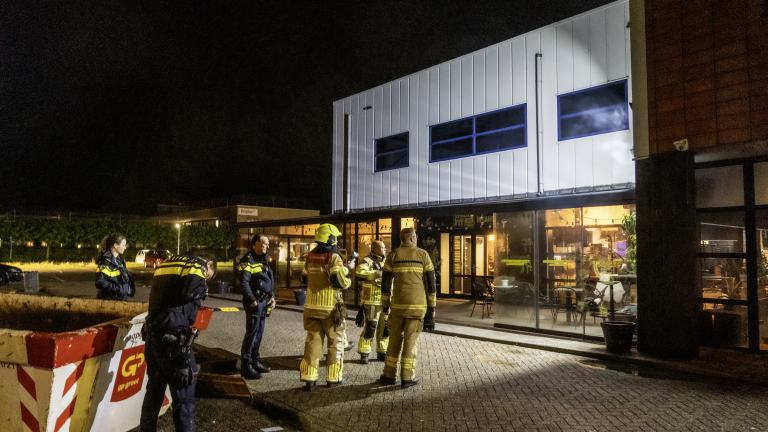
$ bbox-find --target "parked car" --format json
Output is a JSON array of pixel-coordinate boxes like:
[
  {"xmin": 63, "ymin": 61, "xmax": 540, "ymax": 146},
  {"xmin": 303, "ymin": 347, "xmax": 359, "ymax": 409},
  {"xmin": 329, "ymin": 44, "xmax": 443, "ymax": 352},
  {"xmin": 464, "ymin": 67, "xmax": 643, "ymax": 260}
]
[
  {"xmin": 135, "ymin": 249, "xmax": 151, "ymax": 265},
  {"xmin": 0, "ymin": 263, "xmax": 23, "ymax": 286},
  {"xmin": 144, "ymin": 249, "xmax": 171, "ymax": 268}
]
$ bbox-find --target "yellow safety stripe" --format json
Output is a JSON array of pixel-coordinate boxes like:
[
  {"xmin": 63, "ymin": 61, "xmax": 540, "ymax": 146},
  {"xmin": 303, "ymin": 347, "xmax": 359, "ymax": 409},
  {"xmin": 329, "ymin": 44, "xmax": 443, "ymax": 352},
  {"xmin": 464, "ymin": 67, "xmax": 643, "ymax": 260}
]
[
  {"xmin": 391, "ymin": 304, "xmax": 427, "ymax": 310},
  {"xmin": 100, "ymin": 268, "xmax": 121, "ymax": 277},
  {"xmin": 376, "ymin": 338, "xmax": 389, "ymax": 353},
  {"xmin": 154, "ymin": 264, "xmax": 205, "ymax": 278},
  {"xmin": 305, "ymin": 287, "xmax": 336, "ymax": 309},
  {"xmin": 358, "ymin": 338, "xmax": 373, "ymax": 353},
  {"xmin": 402, "ymin": 358, "xmax": 416, "ymax": 369},
  {"xmin": 300, "ymin": 359, "xmax": 318, "ymax": 381},
  {"xmin": 424, "ymin": 262, "xmax": 434, "ymax": 271},
  {"xmin": 240, "ymin": 263, "xmax": 264, "ymax": 274},
  {"xmin": 383, "ymin": 262, "xmax": 393, "ymax": 272},
  {"xmin": 427, "ymin": 293, "xmax": 437, "ymax": 307},
  {"xmin": 385, "ymin": 356, "xmax": 399, "ymax": 368},
  {"xmin": 392, "ymin": 267, "xmax": 424, "ymax": 273},
  {"xmin": 327, "ymin": 361, "xmax": 343, "ymax": 382}
]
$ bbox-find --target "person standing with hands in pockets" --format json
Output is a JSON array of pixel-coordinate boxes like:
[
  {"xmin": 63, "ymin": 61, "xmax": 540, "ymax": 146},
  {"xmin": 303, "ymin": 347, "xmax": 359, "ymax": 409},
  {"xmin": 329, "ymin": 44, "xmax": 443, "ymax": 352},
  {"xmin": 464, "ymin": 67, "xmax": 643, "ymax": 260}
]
[{"xmin": 239, "ymin": 234, "xmax": 276, "ymax": 380}]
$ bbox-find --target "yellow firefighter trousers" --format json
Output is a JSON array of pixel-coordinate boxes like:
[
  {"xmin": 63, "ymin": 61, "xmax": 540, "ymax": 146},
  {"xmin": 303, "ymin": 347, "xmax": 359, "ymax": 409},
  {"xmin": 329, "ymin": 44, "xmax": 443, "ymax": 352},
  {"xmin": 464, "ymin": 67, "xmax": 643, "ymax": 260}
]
[
  {"xmin": 300, "ymin": 315, "xmax": 344, "ymax": 383},
  {"xmin": 357, "ymin": 305, "xmax": 389, "ymax": 355},
  {"xmin": 382, "ymin": 312, "xmax": 423, "ymax": 381}
]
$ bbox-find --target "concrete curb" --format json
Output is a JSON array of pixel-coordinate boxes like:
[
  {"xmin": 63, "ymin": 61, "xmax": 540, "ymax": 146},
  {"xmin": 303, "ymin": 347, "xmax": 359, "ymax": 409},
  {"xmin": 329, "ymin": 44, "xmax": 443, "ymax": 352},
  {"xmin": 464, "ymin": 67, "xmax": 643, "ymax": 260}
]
[{"xmin": 251, "ymin": 392, "xmax": 347, "ymax": 432}]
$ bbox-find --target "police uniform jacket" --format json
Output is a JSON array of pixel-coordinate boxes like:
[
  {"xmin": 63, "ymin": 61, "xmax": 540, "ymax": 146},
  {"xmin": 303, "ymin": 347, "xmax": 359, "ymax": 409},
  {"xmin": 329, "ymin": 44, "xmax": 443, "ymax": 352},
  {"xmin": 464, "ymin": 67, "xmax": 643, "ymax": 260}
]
[
  {"xmin": 146, "ymin": 254, "xmax": 209, "ymax": 334},
  {"xmin": 356, "ymin": 254, "xmax": 385, "ymax": 306},
  {"xmin": 95, "ymin": 251, "xmax": 135, "ymax": 301},
  {"xmin": 302, "ymin": 245, "xmax": 350, "ymax": 319},
  {"xmin": 239, "ymin": 250, "xmax": 274, "ymax": 307},
  {"xmin": 381, "ymin": 244, "xmax": 437, "ymax": 319}
]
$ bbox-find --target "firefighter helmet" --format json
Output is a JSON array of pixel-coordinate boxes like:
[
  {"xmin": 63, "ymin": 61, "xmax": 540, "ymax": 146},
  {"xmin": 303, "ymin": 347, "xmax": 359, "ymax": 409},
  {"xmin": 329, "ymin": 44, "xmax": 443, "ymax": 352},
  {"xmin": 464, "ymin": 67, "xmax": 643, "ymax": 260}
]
[{"xmin": 315, "ymin": 223, "xmax": 342, "ymax": 246}]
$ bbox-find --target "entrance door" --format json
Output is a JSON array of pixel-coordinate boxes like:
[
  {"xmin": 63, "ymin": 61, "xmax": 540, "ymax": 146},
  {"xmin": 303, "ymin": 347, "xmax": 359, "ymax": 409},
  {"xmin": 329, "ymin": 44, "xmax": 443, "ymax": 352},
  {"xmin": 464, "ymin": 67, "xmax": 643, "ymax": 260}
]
[{"xmin": 451, "ymin": 234, "xmax": 494, "ymax": 295}]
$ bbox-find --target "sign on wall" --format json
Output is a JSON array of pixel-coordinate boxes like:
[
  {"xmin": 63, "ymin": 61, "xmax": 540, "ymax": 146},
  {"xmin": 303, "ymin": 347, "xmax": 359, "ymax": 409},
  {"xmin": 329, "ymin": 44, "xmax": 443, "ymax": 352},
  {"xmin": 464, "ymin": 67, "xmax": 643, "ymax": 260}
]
[{"xmin": 238, "ymin": 208, "xmax": 258, "ymax": 216}]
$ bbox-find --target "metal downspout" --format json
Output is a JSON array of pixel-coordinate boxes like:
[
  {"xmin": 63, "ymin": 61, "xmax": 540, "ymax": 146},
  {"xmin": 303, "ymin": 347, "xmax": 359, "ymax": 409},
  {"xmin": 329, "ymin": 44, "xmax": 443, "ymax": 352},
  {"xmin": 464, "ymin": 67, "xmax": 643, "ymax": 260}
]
[{"xmin": 535, "ymin": 53, "xmax": 544, "ymax": 196}]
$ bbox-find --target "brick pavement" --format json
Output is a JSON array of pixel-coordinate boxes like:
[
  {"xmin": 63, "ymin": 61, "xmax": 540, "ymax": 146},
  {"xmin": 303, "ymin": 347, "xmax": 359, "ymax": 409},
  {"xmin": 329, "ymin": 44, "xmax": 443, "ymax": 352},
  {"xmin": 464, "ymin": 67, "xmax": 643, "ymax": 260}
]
[{"xmin": 198, "ymin": 301, "xmax": 768, "ymax": 432}]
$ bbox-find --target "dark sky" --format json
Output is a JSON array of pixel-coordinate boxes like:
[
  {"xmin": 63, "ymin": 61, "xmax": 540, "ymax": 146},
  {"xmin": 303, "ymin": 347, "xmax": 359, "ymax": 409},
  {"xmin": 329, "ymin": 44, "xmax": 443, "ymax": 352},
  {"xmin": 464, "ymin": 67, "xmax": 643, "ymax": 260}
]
[{"xmin": 1, "ymin": 0, "xmax": 612, "ymax": 216}]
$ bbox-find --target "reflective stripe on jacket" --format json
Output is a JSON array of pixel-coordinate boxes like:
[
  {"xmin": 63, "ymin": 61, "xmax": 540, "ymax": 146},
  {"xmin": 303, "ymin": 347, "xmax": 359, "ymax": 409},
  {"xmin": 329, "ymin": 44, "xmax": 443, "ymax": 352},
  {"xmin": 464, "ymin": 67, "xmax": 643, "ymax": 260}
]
[
  {"xmin": 356, "ymin": 255, "xmax": 384, "ymax": 306},
  {"xmin": 95, "ymin": 251, "xmax": 134, "ymax": 301},
  {"xmin": 381, "ymin": 244, "xmax": 436, "ymax": 317},
  {"xmin": 303, "ymin": 250, "xmax": 349, "ymax": 317}
]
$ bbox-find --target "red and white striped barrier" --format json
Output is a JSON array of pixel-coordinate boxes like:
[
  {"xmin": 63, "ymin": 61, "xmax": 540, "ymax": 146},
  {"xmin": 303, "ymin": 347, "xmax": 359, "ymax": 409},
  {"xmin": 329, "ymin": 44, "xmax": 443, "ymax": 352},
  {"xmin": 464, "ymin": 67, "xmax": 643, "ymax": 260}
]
[{"xmin": 0, "ymin": 294, "xmax": 213, "ymax": 432}]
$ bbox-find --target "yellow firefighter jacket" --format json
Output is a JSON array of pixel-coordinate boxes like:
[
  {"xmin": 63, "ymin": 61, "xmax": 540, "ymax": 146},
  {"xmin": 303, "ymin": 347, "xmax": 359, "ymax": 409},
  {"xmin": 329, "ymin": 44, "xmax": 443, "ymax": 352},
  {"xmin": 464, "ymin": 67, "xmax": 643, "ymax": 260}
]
[
  {"xmin": 302, "ymin": 249, "xmax": 350, "ymax": 319},
  {"xmin": 356, "ymin": 254, "xmax": 385, "ymax": 306},
  {"xmin": 381, "ymin": 244, "xmax": 437, "ymax": 319}
]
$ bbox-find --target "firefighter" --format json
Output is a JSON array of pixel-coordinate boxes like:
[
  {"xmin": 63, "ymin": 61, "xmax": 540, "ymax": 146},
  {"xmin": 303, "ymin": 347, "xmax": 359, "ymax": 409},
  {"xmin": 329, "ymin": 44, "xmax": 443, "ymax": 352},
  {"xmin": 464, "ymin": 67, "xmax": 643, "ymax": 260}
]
[
  {"xmin": 139, "ymin": 252, "xmax": 215, "ymax": 432},
  {"xmin": 239, "ymin": 233, "xmax": 276, "ymax": 380},
  {"xmin": 379, "ymin": 227, "xmax": 436, "ymax": 388},
  {"xmin": 95, "ymin": 234, "xmax": 135, "ymax": 301},
  {"xmin": 299, "ymin": 223, "xmax": 355, "ymax": 391},
  {"xmin": 355, "ymin": 240, "xmax": 389, "ymax": 364}
]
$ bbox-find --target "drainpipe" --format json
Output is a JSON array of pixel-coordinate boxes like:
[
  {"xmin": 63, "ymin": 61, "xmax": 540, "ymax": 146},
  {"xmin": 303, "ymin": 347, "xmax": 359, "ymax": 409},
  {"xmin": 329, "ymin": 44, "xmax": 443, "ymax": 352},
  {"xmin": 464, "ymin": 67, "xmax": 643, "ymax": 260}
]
[{"xmin": 534, "ymin": 52, "xmax": 544, "ymax": 196}]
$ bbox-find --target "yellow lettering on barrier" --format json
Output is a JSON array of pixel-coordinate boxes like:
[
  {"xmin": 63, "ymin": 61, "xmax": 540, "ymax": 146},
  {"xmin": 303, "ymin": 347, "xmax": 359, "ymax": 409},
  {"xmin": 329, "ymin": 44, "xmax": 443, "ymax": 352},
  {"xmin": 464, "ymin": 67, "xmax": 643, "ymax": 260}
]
[{"xmin": 218, "ymin": 307, "xmax": 240, "ymax": 312}]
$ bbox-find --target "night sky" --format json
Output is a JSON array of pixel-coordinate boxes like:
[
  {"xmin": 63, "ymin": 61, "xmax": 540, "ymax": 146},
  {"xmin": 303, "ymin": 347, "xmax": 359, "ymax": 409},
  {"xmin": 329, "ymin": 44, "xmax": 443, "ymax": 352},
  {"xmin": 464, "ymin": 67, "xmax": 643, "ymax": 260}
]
[{"xmin": 2, "ymin": 0, "xmax": 612, "ymax": 216}]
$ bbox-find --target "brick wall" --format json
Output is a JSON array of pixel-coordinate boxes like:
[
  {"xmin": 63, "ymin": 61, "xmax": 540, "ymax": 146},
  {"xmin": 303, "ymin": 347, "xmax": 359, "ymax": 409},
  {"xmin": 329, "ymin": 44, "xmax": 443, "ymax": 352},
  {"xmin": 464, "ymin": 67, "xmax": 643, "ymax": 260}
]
[{"xmin": 645, "ymin": 0, "xmax": 768, "ymax": 154}]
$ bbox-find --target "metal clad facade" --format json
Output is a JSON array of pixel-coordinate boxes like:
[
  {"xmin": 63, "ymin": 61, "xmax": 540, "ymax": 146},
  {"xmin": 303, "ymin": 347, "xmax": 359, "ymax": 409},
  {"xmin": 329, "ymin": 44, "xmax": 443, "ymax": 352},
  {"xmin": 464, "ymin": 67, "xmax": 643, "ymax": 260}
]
[{"xmin": 332, "ymin": 1, "xmax": 633, "ymax": 213}]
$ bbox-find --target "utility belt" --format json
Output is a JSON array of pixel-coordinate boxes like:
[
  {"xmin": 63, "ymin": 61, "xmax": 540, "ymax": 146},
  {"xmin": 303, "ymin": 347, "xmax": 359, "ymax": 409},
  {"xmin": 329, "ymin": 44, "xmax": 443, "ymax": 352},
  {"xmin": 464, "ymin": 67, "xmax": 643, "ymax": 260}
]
[{"xmin": 253, "ymin": 289, "xmax": 272, "ymax": 302}]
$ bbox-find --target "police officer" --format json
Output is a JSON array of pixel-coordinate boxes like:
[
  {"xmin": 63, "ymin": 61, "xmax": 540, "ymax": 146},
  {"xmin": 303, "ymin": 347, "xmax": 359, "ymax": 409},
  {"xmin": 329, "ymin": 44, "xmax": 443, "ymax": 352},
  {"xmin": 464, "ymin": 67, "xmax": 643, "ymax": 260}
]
[
  {"xmin": 379, "ymin": 227, "xmax": 436, "ymax": 388},
  {"xmin": 355, "ymin": 240, "xmax": 389, "ymax": 364},
  {"xmin": 95, "ymin": 234, "xmax": 135, "ymax": 301},
  {"xmin": 139, "ymin": 252, "xmax": 215, "ymax": 432},
  {"xmin": 239, "ymin": 234, "xmax": 276, "ymax": 379},
  {"xmin": 299, "ymin": 223, "xmax": 355, "ymax": 391}
]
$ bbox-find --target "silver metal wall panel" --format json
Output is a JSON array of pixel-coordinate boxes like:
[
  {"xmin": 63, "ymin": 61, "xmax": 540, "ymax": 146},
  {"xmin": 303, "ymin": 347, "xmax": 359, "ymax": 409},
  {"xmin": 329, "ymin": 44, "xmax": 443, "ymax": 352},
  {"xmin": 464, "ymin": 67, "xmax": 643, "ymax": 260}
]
[
  {"xmin": 611, "ymin": 131, "xmax": 634, "ymax": 184},
  {"xmin": 574, "ymin": 137, "xmax": 593, "ymax": 188},
  {"xmin": 440, "ymin": 162, "xmax": 450, "ymax": 202},
  {"xmin": 525, "ymin": 34, "xmax": 540, "ymax": 194},
  {"xmin": 487, "ymin": 153, "xmax": 500, "ymax": 198},
  {"xmin": 410, "ymin": 74, "xmax": 422, "ymax": 204},
  {"xmin": 428, "ymin": 163, "xmax": 440, "ymax": 202},
  {"xmin": 473, "ymin": 53, "xmax": 486, "ymax": 114},
  {"xmin": 450, "ymin": 60, "xmax": 462, "ymax": 120},
  {"xmin": 606, "ymin": 3, "xmax": 627, "ymax": 81},
  {"xmin": 513, "ymin": 149, "xmax": 529, "ymax": 195},
  {"xmin": 590, "ymin": 9, "xmax": 608, "ymax": 86},
  {"xmin": 450, "ymin": 161, "xmax": 461, "ymax": 201},
  {"xmin": 462, "ymin": 159, "xmax": 473, "ymax": 199},
  {"xmin": 374, "ymin": 87, "xmax": 383, "ymax": 139},
  {"xmin": 572, "ymin": 15, "xmax": 591, "ymax": 91},
  {"xmin": 461, "ymin": 57, "xmax": 473, "ymax": 118},
  {"xmin": 511, "ymin": 38, "xmax": 527, "ymax": 105},
  {"xmin": 486, "ymin": 46, "xmax": 499, "ymax": 111},
  {"xmin": 498, "ymin": 42, "xmax": 513, "ymax": 108},
  {"xmin": 499, "ymin": 152, "xmax": 513, "ymax": 196},
  {"xmin": 399, "ymin": 79, "xmax": 409, "ymax": 133},
  {"xmin": 382, "ymin": 85, "xmax": 391, "ymax": 137},
  {"xmin": 592, "ymin": 133, "xmax": 613, "ymax": 186},
  {"xmin": 439, "ymin": 64, "xmax": 451, "ymax": 123},
  {"xmin": 365, "ymin": 91, "xmax": 375, "ymax": 209},
  {"xmin": 391, "ymin": 82, "xmax": 400, "ymax": 133},
  {"xmin": 400, "ymin": 169, "xmax": 409, "ymax": 206},
  {"xmin": 474, "ymin": 157, "xmax": 487, "ymax": 199},
  {"xmin": 421, "ymin": 70, "xmax": 433, "ymax": 205},
  {"xmin": 332, "ymin": 103, "xmax": 340, "ymax": 212},
  {"xmin": 558, "ymin": 141, "xmax": 576, "ymax": 190},
  {"xmin": 390, "ymin": 171, "xmax": 399, "ymax": 207},
  {"xmin": 541, "ymin": 27, "xmax": 559, "ymax": 193},
  {"xmin": 556, "ymin": 22, "xmax": 574, "ymax": 94},
  {"xmin": 374, "ymin": 172, "xmax": 383, "ymax": 208}
]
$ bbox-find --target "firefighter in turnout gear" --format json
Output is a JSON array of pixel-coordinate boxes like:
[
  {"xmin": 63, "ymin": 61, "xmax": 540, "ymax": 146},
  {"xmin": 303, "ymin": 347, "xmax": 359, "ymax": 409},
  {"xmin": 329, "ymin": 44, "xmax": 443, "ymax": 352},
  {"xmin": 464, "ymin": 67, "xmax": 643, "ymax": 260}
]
[
  {"xmin": 140, "ymin": 252, "xmax": 215, "ymax": 432},
  {"xmin": 379, "ymin": 227, "xmax": 436, "ymax": 388},
  {"xmin": 355, "ymin": 240, "xmax": 389, "ymax": 364},
  {"xmin": 300, "ymin": 223, "xmax": 355, "ymax": 391}
]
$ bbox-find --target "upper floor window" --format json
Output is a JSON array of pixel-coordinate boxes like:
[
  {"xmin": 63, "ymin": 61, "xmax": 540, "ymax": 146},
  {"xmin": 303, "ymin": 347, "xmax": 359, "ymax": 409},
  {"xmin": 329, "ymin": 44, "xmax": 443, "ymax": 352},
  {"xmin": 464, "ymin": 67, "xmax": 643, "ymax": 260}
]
[
  {"xmin": 430, "ymin": 104, "xmax": 527, "ymax": 162},
  {"xmin": 375, "ymin": 132, "xmax": 409, "ymax": 172},
  {"xmin": 558, "ymin": 80, "xmax": 628, "ymax": 141}
]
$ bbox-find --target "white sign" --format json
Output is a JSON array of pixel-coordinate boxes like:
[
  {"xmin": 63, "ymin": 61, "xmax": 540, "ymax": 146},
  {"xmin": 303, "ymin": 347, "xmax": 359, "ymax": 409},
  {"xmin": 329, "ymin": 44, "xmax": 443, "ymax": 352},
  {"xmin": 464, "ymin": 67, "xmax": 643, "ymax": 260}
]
[{"xmin": 238, "ymin": 208, "xmax": 258, "ymax": 216}]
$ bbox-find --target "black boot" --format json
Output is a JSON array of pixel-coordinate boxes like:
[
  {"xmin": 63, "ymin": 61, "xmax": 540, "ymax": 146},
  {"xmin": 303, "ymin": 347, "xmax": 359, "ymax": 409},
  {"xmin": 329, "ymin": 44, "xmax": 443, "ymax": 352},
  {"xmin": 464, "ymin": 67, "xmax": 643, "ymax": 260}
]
[
  {"xmin": 253, "ymin": 361, "xmax": 271, "ymax": 373},
  {"xmin": 377, "ymin": 353, "xmax": 386, "ymax": 361},
  {"xmin": 401, "ymin": 379, "xmax": 419, "ymax": 388},
  {"xmin": 379, "ymin": 375, "xmax": 396, "ymax": 385},
  {"xmin": 305, "ymin": 381, "xmax": 317, "ymax": 392},
  {"xmin": 360, "ymin": 354, "xmax": 369, "ymax": 364},
  {"xmin": 241, "ymin": 364, "xmax": 261, "ymax": 380},
  {"xmin": 327, "ymin": 379, "xmax": 343, "ymax": 388},
  {"xmin": 344, "ymin": 341, "xmax": 354, "ymax": 352}
]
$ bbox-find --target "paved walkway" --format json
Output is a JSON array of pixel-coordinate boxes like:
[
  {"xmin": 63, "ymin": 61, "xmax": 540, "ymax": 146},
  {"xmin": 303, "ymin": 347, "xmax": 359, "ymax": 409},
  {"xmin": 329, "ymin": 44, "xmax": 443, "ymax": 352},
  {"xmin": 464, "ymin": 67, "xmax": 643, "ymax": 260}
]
[{"xmin": 198, "ymin": 298, "xmax": 768, "ymax": 432}]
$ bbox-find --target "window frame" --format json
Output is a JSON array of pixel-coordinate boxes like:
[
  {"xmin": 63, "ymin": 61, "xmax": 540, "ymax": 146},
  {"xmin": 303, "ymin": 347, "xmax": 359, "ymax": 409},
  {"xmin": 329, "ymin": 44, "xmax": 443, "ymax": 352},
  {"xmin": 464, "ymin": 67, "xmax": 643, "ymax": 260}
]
[
  {"xmin": 557, "ymin": 79, "xmax": 629, "ymax": 141},
  {"xmin": 429, "ymin": 104, "xmax": 527, "ymax": 163},
  {"xmin": 374, "ymin": 131, "xmax": 409, "ymax": 173}
]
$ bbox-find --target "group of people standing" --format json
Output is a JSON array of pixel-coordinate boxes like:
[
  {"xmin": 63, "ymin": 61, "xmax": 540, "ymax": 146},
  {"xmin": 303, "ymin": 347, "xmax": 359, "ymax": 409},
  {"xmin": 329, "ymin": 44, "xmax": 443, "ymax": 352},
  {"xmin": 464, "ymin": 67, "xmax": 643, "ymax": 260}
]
[{"xmin": 93, "ymin": 222, "xmax": 437, "ymax": 431}]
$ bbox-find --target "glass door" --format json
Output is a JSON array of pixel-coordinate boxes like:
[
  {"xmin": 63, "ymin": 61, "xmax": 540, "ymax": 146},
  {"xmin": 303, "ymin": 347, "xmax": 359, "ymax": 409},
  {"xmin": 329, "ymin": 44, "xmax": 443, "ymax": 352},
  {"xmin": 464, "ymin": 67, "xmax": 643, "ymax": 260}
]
[{"xmin": 451, "ymin": 234, "xmax": 494, "ymax": 295}]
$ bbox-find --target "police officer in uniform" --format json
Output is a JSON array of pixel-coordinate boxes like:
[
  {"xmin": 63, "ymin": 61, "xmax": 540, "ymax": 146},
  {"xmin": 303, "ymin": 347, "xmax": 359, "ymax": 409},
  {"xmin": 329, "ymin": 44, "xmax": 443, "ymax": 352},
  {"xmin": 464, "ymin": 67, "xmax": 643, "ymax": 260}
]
[
  {"xmin": 379, "ymin": 227, "xmax": 436, "ymax": 388},
  {"xmin": 139, "ymin": 252, "xmax": 215, "ymax": 432},
  {"xmin": 299, "ymin": 223, "xmax": 355, "ymax": 391},
  {"xmin": 95, "ymin": 234, "xmax": 135, "ymax": 301},
  {"xmin": 239, "ymin": 234, "xmax": 276, "ymax": 379},
  {"xmin": 355, "ymin": 240, "xmax": 389, "ymax": 364}
]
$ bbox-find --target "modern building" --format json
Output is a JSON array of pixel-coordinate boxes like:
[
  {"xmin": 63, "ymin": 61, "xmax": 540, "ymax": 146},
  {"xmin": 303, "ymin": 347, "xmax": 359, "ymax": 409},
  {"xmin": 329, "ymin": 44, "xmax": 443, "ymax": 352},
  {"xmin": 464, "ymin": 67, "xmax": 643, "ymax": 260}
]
[{"xmin": 236, "ymin": 0, "xmax": 768, "ymax": 358}]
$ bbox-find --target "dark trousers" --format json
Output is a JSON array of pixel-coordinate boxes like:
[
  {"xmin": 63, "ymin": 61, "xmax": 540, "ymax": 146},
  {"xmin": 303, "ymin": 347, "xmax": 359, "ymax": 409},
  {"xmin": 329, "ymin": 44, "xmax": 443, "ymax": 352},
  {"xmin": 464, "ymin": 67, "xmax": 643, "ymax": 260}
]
[
  {"xmin": 241, "ymin": 299, "xmax": 267, "ymax": 364},
  {"xmin": 140, "ymin": 335, "xmax": 197, "ymax": 432}
]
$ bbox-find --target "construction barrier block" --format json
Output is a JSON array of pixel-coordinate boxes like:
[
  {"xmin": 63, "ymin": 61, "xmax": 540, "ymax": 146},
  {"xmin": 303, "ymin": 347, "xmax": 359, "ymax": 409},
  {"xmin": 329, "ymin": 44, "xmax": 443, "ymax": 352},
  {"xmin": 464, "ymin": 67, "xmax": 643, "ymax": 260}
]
[{"xmin": 0, "ymin": 293, "xmax": 213, "ymax": 432}]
